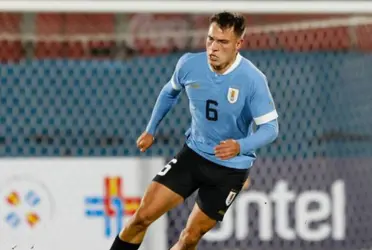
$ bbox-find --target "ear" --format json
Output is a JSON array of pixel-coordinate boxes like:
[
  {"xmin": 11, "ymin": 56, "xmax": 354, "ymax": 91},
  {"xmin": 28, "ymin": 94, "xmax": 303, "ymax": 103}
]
[{"xmin": 236, "ymin": 38, "xmax": 243, "ymax": 50}]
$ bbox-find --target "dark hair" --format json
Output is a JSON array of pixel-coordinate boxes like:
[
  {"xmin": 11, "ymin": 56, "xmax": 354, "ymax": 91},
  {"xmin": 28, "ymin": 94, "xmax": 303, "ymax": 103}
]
[{"xmin": 210, "ymin": 11, "xmax": 246, "ymax": 38}]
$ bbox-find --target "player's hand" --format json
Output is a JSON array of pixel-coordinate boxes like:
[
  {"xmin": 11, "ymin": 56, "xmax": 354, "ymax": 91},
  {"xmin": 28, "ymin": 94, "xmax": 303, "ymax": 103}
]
[
  {"xmin": 214, "ymin": 139, "xmax": 240, "ymax": 160},
  {"xmin": 136, "ymin": 132, "xmax": 155, "ymax": 152}
]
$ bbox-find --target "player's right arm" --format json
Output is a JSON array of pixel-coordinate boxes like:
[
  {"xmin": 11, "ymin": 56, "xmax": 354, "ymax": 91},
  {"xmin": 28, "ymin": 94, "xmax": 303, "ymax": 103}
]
[{"xmin": 137, "ymin": 53, "xmax": 190, "ymax": 152}]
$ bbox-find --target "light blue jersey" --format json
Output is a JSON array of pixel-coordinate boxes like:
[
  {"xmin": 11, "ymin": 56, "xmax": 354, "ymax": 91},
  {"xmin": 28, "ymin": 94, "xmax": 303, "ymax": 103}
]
[{"xmin": 146, "ymin": 52, "xmax": 278, "ymax": 169}]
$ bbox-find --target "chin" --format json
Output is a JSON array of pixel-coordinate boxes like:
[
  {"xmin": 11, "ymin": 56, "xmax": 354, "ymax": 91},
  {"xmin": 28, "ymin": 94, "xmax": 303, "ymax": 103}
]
[{"xmin": 209, "ymin": 61, "xmax": 220, "ymax": 68}]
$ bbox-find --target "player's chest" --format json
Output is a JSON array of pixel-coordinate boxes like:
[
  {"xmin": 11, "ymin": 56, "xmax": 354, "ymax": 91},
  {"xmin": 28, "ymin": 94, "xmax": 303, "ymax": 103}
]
[{"xmin": 184, "ymin": 77, "xmax": 245, "ymax": 114}]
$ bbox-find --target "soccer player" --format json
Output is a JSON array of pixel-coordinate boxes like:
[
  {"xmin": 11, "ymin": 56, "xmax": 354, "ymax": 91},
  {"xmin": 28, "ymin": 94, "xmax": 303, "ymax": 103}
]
[{"xmin": 110, "ymin": 11, "xmax": 279, "ymax": 250}]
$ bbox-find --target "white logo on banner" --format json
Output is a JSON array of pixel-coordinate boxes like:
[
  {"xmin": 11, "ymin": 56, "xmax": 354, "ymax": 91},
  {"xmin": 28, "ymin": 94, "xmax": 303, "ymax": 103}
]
[{"xmin": 205, "ymin": 179, "xmax": 346, "ymax": 242}]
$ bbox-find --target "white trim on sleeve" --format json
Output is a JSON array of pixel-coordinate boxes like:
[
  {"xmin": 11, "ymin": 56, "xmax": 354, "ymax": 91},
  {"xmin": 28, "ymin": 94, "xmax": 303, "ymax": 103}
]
[{"xmin": 254, "ymin": 110, "xmax": 278, "ymax": 125}]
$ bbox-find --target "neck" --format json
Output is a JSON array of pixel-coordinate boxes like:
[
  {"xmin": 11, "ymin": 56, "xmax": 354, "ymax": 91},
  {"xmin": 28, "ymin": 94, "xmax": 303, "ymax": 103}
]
[{"xmin": 212, "ymin": 53, "xmax": 238, "ymax": 75}]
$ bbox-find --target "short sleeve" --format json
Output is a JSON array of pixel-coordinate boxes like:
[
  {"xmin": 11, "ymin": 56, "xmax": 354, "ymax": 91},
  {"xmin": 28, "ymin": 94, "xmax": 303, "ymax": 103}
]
[
  {"xmin": 170, "ymin": 53, "xmax": 190, "ymax": 90},
  {"xmin": 250, "ymin": 75, "xmax": 278, "ymax": 125}
]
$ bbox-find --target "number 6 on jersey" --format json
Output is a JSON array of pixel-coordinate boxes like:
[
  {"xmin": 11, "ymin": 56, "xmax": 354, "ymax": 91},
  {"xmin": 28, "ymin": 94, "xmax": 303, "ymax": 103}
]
[{"xmin": 206, "ymin": 99, "xmax": 218, "ymax": 121}]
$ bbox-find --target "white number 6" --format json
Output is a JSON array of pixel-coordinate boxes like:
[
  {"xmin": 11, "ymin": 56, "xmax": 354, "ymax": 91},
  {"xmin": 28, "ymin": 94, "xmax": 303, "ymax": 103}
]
[{"xmin": 158, "ymin": 158, "xmax": 177, "ymax": 176}]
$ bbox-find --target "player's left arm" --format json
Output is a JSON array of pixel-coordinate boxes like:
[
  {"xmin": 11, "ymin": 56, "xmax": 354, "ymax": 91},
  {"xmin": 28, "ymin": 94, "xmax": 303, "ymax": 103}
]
[
  {"xmin": 215, "ymin": 75, "xmax": 279, "ymax": 159},
  {"xmin": 237, "ymin": 74, "xmax": 279, "ymax": 155}
]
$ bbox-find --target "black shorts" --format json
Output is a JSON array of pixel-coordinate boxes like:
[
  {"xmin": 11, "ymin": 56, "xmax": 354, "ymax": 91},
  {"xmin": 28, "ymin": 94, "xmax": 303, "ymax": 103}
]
[{"xmin": 153, "ymin": 144, "xmax": 249, "ymax": 221}]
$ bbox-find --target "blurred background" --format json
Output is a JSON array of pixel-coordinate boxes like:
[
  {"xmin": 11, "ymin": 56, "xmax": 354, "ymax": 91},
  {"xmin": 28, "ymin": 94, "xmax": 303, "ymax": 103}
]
[{"xmin": 1, "ymin": 1, "xmax": 372, "ymax": 250}]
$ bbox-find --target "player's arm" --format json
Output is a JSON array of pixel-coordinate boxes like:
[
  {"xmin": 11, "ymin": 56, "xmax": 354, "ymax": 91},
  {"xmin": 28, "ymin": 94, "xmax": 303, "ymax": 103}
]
[
  {"xmin": 144, "ymin": 53, "xmax": 189, "ymax": 136},
  {"xmin": 237, "ymin": 119, "xmax": 278, "ymax": 154},
  {"xmin": 215, "ymin": 121, "xmax": 278, "ymax": 159},
  {"xmin": 144, "ymin": 81, "xmax": 182, "ymax": 135},
  {"xmin": 214, "ymin": 75, "xmax": 278, "ymax": 159},
  {"xmin": 138, "ymin": 54, "xmax": 189, "ymax": 152},
  {"xmin": 237, "ymin": 75, "xmax": 279, "ymax": 155}
]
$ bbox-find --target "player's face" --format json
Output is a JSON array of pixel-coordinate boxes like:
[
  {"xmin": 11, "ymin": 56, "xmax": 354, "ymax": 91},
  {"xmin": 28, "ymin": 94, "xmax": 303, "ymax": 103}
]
[{"xmin": 206, "ymin": 22, "xmax": 243, "ymax": 72}]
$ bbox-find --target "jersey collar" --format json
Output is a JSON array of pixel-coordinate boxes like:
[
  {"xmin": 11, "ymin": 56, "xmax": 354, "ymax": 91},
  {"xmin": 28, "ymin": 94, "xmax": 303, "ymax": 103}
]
[{"xmin": 209, "ymin": 53, "xmax": 242, "ymax": 75}]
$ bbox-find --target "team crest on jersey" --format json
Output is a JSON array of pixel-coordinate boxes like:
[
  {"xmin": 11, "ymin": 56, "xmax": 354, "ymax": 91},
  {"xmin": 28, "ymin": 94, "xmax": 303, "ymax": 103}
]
[
  {"xmin": 227, "ymin": 87, "xmax": 239, "ymax": 104},
  {"xmin": 225, "ymin": 190, "xmax": 238, "ymax": 206}
]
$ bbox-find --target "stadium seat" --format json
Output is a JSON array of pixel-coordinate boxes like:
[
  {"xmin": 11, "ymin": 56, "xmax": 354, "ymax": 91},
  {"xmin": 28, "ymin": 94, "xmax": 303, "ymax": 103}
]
[
  {"xmin": 276, "ymin": 27, "xmax": 350, "ymax": 51},
  {"xmin": 65, "ymin": 14, "xmax": 115, "ymax": 35},
  {"xmin": 0, "ymin": 40, "xmax": 22, "ymax": 62},
  {"xmin": 244, "ymin": 33, "xmax": 275, "ymax": 50},
  {"xmin": 36, "ymin": 14, "xmax": 64, "ymax": 35},
  {"xmin": 66, "ymin": 41, "xmax": 86, "ymax": 59},
  {"xmin": 34, "ymin": 41, "xmax": 64, "ymax": 59},
  {"xmin": 87, "ymin": 40, "xmax": 115, "ymax": 59},
  {"xmin": 356, "ymin": 24, "xmax": 372, "ymax": 52},
  {"xmin": 0, "ymin": 13, "xmax": 21, "ymax": 33}
]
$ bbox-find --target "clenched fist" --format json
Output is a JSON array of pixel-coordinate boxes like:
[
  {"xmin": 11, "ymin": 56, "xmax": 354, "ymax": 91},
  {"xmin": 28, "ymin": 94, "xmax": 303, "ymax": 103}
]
[
  {"xmin": 136, "ymin": 132, "xmax": 155, "ymax": 152},
  {"xmin": 214, "ymin": 139, "xmax": 240, "ymax": 160}
]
